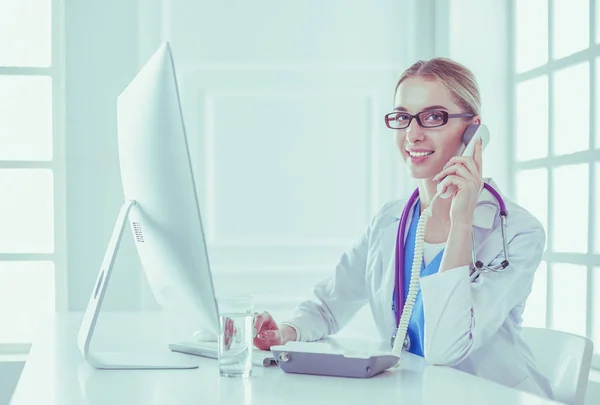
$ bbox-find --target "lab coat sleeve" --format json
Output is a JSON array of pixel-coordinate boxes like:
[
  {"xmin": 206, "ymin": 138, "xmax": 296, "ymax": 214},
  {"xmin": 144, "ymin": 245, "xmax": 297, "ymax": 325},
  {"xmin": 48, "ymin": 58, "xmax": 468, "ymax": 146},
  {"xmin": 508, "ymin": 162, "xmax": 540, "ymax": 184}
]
[
  {"xmin": 419, "ymin": 224, "xmax": 545, "ymax": 366},
  {"xmin": 280, "ymin": 204, "xmax": 391, "ymax": 342}
]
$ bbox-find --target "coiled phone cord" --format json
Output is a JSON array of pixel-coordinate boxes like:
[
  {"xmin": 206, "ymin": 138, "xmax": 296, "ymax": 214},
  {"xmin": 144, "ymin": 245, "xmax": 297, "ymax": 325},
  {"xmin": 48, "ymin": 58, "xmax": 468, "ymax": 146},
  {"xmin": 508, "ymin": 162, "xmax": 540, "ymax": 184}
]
[{"xmin": 390, "ymin": 194, "xmax": 439, "ymax": 358}]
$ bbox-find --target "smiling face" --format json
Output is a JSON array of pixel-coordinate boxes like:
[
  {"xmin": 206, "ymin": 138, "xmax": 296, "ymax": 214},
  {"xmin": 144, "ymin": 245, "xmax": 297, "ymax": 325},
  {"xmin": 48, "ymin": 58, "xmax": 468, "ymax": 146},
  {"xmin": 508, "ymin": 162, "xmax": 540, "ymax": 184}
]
[{"xmin": 393, "ymin": 77, "xmax": 479, "ymax": 179}]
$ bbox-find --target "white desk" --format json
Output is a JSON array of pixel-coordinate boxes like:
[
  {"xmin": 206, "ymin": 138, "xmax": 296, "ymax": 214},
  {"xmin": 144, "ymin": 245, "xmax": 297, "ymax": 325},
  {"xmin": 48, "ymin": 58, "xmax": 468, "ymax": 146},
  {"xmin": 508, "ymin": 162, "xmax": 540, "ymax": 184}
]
[{"xmin": 10, "ymin": 312, "xmax": 561, "ymax": 405}]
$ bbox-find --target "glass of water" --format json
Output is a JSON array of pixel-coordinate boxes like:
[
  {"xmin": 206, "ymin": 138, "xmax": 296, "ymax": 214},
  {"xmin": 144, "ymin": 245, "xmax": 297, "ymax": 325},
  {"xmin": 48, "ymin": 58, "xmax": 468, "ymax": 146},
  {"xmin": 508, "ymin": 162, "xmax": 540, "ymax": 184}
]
[{"xmin": 217, "ymin": 294, "xmax": 254, "ymax": 378}]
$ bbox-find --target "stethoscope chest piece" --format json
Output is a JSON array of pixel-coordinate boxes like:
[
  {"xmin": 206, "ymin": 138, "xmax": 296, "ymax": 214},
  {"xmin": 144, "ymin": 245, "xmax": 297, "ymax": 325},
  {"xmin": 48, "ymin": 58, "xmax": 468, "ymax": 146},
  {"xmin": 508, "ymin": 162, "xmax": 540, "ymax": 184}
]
[{"xmin": 403, "ymin": 335, "xmax": 410, "ymax": 351}]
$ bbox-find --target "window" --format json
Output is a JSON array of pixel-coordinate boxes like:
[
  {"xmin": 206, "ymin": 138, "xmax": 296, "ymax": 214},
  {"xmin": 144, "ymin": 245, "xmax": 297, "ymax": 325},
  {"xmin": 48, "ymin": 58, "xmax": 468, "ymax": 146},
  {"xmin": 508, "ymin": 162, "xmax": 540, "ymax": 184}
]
[
  {"xmin": 0, "ymin": 0, "xmax": 65, "ymax": 353},
  {"xmin": 511, "ymin": 0, "xmax": 600, "ymax": 369}
]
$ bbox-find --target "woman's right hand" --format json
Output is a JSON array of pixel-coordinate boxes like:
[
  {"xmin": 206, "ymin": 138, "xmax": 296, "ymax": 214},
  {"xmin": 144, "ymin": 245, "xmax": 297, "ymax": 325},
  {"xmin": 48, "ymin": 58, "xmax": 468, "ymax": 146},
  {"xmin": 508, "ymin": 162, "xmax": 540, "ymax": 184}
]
[{"xmin": 253, "ymin": 311, "xmax": 296, "ymax": 350}]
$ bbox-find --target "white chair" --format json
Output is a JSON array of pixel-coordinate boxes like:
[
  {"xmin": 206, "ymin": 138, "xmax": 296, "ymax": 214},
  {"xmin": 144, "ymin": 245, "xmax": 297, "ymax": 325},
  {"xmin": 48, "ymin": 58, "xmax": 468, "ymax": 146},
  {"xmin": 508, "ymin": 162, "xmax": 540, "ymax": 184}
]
[{"xmin": 521, "ymin": 326, "xmax": 594, "ymax": 405}]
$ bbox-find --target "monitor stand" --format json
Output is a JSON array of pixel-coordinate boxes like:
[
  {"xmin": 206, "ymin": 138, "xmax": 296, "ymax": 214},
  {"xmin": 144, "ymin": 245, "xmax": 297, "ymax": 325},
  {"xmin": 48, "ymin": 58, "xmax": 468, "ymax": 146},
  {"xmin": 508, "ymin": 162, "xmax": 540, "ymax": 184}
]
[{"xmin": 77, "ymin": 200, "xmax": 200, "ymax": 370}]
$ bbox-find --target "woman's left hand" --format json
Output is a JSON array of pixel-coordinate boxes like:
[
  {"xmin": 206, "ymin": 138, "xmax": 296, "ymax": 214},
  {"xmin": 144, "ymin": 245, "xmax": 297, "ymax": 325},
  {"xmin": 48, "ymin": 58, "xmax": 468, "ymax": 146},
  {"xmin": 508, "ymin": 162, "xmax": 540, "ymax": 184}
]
[{"xmin": 432, "ymin": 139, "xmax": 484, "ymax": 226}]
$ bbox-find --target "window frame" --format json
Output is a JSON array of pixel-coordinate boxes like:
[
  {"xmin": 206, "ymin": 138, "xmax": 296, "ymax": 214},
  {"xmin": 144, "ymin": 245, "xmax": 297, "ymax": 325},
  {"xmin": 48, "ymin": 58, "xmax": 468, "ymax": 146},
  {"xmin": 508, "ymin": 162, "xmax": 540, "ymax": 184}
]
[
  {"xmin": 509, "ymin": 0, "xmax": 600, "ymax": 370},
  {"xmin": 0, "ymin": 0, "xmax": 66, "ymax": 355}
]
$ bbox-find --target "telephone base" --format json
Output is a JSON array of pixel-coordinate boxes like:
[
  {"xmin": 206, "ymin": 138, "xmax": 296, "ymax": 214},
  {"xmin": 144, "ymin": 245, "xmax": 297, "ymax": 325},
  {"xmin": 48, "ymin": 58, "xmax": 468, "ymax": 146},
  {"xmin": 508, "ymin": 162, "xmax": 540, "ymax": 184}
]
[{"xmin": 270, "ymin": 343, "xmax": 400, "ymax": 378}]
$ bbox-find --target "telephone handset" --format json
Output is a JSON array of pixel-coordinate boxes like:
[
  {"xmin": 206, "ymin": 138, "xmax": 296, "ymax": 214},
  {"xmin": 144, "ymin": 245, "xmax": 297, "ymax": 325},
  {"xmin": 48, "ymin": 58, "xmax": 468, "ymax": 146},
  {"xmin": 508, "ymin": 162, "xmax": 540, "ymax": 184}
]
[
  {"xmin": 437, "ymin": 123, "xmax": 490, "ymax": 199},
  {"xmin": 390, "ymin": 123, "xmax": 490, "ymax": 358}
]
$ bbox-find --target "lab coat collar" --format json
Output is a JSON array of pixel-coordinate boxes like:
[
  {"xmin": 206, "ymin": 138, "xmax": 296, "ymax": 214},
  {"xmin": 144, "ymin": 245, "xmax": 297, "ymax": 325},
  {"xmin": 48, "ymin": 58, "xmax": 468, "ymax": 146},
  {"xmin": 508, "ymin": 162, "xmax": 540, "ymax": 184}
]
[{"xmin": 386, "ymin": 177, "xmax": 501, "ymax": 230}]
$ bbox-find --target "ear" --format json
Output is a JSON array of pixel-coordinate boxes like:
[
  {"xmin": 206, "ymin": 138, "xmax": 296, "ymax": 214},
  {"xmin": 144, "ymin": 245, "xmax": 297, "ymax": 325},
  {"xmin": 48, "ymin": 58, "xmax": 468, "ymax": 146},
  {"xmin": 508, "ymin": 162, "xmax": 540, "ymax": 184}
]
[{"xmin": 472, "ymin": 116, "xmax": 481, "ymax": 125}]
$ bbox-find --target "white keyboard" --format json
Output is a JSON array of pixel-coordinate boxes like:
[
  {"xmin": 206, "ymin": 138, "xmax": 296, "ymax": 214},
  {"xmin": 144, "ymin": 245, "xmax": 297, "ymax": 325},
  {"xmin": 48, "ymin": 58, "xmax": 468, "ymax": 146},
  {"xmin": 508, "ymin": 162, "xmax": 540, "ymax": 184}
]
[{"xmin": 169, "ymin": 341, "xmax": 277, "ymax": 367}]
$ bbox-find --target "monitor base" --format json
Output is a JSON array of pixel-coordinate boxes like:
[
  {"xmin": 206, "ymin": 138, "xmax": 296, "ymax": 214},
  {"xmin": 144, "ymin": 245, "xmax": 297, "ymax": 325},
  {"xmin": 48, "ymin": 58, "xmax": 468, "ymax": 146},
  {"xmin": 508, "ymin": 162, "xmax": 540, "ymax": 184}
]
[{"xmin": 76, "ymin": 200, "xmax": 199, "ymax": 370}]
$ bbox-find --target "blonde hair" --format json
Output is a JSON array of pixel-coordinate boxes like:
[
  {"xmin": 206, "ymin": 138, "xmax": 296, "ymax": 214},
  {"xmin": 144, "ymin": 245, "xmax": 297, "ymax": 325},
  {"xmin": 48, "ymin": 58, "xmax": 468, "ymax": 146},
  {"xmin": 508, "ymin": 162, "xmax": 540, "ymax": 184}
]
[{"xmin": 395, "ymin": 57, "xmax": 481, "ymax": 117}]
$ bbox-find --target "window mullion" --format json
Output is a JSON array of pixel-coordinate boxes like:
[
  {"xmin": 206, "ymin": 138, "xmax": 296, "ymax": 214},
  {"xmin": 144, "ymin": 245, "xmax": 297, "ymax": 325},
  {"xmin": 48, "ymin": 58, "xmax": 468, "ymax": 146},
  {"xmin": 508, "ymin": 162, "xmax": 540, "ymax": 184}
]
[
  {"xmin": 51, "ymin": 0, "xmax": 67, "ymax": 312},
  {"xmin": 588, "ymin": 0, "xmax": 597, "ymax": 351},
  {"xmin": 508, "ymin": 0, "xmax": 517, "ymax": 199},
  {"xmin": 0, "ymin": 67, "xmax": 53, "ymax": 76},
  {"xmin": 545, "ymin": 0, "xmax": 554, "ymax": 330}
]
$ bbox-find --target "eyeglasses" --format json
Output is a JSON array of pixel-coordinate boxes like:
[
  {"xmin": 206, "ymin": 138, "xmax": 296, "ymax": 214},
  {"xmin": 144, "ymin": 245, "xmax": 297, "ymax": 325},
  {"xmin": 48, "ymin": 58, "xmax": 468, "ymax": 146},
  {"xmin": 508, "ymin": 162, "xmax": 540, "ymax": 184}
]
[{"xmin": 384, "ymin": 110, "xmax": 475, "ymax": 129}]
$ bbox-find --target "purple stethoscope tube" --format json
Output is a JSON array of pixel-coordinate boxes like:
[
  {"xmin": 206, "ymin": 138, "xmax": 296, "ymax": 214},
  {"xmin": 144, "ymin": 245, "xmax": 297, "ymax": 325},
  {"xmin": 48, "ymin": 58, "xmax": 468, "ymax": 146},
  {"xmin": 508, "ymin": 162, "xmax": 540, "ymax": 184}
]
[{"xmin": 393, "ymin": 182, "xmax": 508, "ymax": 327}]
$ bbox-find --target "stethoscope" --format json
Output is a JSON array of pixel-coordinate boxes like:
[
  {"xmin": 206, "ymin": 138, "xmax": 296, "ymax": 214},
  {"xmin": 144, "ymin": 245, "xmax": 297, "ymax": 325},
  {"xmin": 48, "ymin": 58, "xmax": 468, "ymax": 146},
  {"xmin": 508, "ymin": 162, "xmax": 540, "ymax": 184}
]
[{"xmin": 391, "ymin": 182, "xmax": 509, "ymax": 350}]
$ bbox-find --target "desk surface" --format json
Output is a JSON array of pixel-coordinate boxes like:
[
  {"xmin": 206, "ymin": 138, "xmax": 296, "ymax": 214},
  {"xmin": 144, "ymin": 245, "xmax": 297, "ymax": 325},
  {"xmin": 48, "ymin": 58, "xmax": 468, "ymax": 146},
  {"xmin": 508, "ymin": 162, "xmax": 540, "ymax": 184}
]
[{"xmin": 11, "ymin": 312, "xmax": 561, "ymax": 405}]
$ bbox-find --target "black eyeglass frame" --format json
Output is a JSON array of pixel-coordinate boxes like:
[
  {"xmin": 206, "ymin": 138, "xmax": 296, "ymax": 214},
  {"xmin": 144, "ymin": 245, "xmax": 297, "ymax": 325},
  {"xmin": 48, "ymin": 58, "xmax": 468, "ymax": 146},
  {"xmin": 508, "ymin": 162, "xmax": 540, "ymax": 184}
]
[{"xmin": 384, "ymin": 110, "xmax": 475, "ymax": 129}]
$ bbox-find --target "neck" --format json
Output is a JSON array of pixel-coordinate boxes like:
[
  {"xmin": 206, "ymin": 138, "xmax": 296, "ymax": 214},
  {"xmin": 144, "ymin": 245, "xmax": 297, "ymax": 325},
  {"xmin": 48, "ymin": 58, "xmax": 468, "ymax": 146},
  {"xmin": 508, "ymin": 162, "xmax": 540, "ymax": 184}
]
[{"xmin": 417, "ymin": 178, "xmax": 451, "ymax": 219}]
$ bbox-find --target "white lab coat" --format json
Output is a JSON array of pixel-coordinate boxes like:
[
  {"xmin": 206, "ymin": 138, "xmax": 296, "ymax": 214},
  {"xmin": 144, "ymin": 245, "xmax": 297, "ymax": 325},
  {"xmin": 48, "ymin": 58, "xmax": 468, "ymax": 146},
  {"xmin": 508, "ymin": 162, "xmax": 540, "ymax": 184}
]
[{"xmin": 281, "ymin": 178, "xmax": 554, "ymax": 400}]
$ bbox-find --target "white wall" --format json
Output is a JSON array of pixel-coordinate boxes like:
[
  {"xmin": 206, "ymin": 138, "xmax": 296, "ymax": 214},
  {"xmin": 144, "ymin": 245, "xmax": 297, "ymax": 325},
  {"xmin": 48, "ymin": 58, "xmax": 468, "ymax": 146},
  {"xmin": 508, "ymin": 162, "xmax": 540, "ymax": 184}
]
[
  {"xmin": 65, "ymin": 0, "xmax": 146, "ymax": 311},
  {"xmin": 64, "ymin": 0, "xmax": 520, "ymax": 337},
  {"xmin": 133, "ymin": 0, "xmax": 426, "ymax": 334},
  {"xmin": 64, "ymin": 0, "xmax": 440, "ymax": 326}
]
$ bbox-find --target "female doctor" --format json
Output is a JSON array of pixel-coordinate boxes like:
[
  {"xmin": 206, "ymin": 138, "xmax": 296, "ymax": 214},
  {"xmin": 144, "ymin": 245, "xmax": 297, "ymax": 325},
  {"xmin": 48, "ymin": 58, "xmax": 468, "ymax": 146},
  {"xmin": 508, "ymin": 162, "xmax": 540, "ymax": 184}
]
[{"xmin": 253, "ymin": 57, "xmax": 553, "ymax": 399}]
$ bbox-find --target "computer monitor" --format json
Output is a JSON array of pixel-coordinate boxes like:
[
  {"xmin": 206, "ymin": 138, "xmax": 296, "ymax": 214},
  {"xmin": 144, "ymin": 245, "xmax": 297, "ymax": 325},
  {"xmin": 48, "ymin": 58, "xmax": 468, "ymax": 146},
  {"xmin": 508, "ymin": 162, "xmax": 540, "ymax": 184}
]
[{"xmin": 77, "ymin": 42, "xmax": 220, "ymax": 370}]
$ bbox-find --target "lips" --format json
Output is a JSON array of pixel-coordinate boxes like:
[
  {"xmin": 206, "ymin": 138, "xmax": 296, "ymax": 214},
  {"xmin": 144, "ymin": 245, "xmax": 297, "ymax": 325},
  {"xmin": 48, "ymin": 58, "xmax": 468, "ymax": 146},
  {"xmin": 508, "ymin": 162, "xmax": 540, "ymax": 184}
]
[
  {"xmin": 407, "ymin": 150, "xmax": 434, "ymax": 157},
  {"xmin": 406, "ymin": 149, "xmax": 434, "ymax": 164}
]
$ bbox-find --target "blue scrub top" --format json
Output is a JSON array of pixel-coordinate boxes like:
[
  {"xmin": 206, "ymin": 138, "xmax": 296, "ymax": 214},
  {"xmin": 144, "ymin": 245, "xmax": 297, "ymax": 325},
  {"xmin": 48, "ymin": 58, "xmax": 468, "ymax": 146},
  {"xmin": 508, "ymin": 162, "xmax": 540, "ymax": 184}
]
[{"xmin": 393, "ymin": 200, "xmax": 445, "ymax": 357}]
